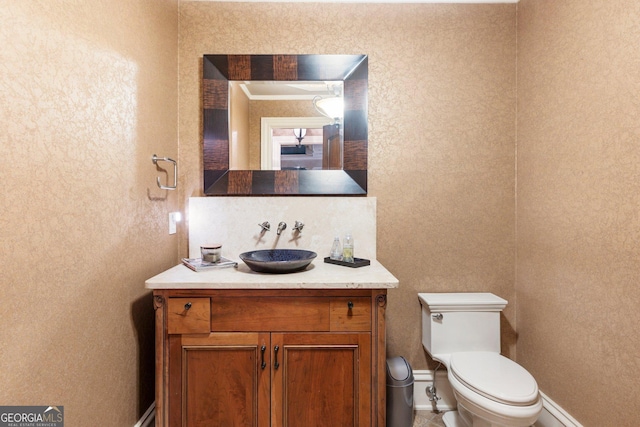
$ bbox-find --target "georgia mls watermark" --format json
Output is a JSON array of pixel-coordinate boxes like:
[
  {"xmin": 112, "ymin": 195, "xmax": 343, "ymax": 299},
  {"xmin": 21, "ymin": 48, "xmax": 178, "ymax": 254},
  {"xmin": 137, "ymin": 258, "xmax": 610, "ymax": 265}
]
[{"xmin": 0, "ymin": 406, "xmax": 63, "ymax": 427}]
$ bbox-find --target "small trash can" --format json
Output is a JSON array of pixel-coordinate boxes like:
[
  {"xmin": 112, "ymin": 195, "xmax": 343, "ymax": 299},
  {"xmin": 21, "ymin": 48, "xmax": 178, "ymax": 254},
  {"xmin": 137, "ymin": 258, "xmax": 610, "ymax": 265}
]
[{"xmin": 386, "ymin": 356, "xmax": 414, "ymax": 427}]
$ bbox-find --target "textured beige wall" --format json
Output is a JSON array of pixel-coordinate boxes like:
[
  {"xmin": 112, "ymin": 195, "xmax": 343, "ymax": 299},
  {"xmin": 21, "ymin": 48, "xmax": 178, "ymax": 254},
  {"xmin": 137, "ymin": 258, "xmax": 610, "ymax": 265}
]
[
  {"xmin": 0, "ymin": 1, "xmax": 179, "ymax": 426},
  {"xmin": 517, "ymin": 1, "xmax": 640, "ymax": 425},
  {"xmin": 178, "ymin": 2, "xmax": 517, "ymax": 368}
]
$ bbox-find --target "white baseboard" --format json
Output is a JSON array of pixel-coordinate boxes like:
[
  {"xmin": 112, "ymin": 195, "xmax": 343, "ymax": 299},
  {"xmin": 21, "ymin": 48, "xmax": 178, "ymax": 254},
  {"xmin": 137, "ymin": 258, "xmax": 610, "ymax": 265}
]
[
  {"xmin": 134, "ymin": 402, "xmax": 155, "ymax": 427},
  {"xmin": 413, "ymin": 370, "xmax": 583, "ymax": 427},
  {"xmin": 413, "ymin": 369, "xmax": 456, "ymax": 412},
  {"xmin": 139, "ymin": 376, "xmax": 582, "ymax": 427},
  {"xmin": 534, "ymin": 391, "xmax": 583, "ymax": 427}
]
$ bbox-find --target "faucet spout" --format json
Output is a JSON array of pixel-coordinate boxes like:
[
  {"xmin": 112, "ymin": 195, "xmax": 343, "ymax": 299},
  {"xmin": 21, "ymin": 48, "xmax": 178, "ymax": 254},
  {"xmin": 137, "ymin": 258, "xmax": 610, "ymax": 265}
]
[{"xmin": 277, "ymin": 221, "xmax": 287, "ymax": 235}]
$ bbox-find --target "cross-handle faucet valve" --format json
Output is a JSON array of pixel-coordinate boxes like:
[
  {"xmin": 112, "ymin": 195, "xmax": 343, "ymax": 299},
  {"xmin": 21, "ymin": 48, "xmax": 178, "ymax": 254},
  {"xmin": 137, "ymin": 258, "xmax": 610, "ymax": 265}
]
[
  {"xmin": 293, "ymin": 221, "xmax": 304, "ymax": 233},
  {"xmin": 258, "ymin": 221, "xmax": 270, "ymax": 232}
]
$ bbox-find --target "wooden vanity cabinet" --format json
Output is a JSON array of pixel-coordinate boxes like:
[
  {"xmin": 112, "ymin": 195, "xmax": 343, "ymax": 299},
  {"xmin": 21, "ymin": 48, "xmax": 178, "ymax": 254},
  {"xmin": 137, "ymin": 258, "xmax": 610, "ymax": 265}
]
[{"xmin": 153, "ymin": 289, "xmax": 388, "ymax": 427}]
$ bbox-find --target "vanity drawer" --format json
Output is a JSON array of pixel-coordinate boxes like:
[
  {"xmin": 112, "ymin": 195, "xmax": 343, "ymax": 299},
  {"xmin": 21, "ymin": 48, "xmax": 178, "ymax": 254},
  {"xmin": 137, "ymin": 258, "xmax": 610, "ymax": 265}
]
[
  {"xmin": 167, "ymin": 298, "xmax": 210, "ymax": 334},
  {"xmin": 330, "ymin": 297, "xmax": 371, "ymax": 331},
  {"xmin": 211, "ymin": 297, "xmax": 330, "ymax": 331}
]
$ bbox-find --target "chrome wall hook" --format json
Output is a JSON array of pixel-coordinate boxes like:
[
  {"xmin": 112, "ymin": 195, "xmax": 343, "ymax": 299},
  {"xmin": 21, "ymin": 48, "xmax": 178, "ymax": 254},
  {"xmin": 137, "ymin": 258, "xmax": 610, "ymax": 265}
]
[{"xmin": 152, "ymin": 154, "xmax": 177, "ymax": 190}]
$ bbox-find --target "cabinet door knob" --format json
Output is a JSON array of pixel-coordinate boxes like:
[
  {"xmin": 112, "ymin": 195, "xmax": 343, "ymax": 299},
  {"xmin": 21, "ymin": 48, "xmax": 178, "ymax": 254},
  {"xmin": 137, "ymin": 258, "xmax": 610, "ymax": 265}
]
[
  {"xmin": 184, "ymin": 302, "xmax": 192, "ymax": 311},
  {"xmin": 347, "ymin": 301, "xmax": 354, "ymax": 310},
  {"xmin": 274, "ymin": 345, "xmax": 280, "ymax": 369}
]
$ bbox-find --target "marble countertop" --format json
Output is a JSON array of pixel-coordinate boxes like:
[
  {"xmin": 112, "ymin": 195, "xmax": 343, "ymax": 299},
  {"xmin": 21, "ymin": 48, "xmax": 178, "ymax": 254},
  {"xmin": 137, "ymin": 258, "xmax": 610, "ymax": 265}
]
[{"xmin": 145, "ymin": 259, "xmax": 399, "ymax": 290}]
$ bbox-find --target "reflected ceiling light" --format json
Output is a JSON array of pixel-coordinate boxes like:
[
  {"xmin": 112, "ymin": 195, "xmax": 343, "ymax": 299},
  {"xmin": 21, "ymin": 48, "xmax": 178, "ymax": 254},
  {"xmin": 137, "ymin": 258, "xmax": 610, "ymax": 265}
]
[
  {"xmin": 313, "ymin": 95, "xmax": 343, "ymax": 122},
  {"xmin": 313, "ymin": 82, "xmax": 343, "ymax": 122},
  {"xmin": 293, "ymin": 128, "xmax": 307, "ymax": 146}
]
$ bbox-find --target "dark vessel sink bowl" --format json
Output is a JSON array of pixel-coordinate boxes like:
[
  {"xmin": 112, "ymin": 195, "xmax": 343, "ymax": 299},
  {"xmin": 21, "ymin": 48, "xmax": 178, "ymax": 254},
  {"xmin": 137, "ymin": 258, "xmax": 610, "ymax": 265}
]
[{"xmin": 239, "ymin": 249, "xmax": 317, "ymax": 274}]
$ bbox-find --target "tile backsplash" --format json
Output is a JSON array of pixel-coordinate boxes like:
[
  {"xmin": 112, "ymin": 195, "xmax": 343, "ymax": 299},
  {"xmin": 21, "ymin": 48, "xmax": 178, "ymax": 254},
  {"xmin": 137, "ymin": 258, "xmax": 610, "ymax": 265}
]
[{"xmin": 189, "ymin": 197, "xmax": 377, "ymax": 261}]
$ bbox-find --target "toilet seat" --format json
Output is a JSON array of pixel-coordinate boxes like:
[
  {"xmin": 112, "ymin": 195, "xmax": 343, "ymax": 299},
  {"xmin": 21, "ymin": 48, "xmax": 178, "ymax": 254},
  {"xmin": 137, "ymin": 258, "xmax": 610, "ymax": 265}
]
[{"xmin": 450, "ymin": 352, "xmax": 539, "ymax": 406}]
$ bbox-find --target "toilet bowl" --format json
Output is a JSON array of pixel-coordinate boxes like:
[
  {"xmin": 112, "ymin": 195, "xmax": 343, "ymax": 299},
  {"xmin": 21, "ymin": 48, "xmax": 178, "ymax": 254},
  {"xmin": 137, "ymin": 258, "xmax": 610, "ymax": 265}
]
[{"xmin": 418, "ymin": 293, "xmax": 542, "ymax": 427}]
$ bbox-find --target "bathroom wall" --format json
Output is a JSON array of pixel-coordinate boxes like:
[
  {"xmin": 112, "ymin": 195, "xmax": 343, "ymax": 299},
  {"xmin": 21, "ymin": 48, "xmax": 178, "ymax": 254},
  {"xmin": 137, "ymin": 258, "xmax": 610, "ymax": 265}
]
[
  {"xmin": 517, "ymin": 1, "xmax": 640, "ymax": 425},
  {"xmin": 0, "ymin": 1, "xmax": 179, "ymax": 426},
  {"xmin": 178, "ymin": 1, "xmax": 517, "ymax": 366}
]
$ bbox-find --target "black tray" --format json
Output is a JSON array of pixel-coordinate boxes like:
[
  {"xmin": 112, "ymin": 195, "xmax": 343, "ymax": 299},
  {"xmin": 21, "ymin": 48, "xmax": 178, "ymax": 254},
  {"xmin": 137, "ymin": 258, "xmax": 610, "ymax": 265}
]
[{"xmin": 324, "ymin": 257, "xmax": 370, "ymax": 268}]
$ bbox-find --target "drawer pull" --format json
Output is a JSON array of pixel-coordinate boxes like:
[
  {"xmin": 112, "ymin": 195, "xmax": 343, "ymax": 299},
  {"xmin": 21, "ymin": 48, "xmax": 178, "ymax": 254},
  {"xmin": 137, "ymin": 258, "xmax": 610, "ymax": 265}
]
[
  {"xmin": 261, "ymin": 345, "xmax": 266, "ymax": 370},
  {"xmin": 274, "ymin": 346, "xmax": 280, "ymax": 369},
  {"xmin": 184, "ymin": 302, "xmax": 192, "ymax": 311},
  {"xmin": 348, "ymin": 301, "xmax": 354, "ymax": 310}
]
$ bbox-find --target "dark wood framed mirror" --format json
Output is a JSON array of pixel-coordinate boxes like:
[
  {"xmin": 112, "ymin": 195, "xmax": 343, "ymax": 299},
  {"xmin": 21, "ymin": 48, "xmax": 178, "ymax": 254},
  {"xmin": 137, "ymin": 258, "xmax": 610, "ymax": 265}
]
[{"xmin": 203, "ymin": 54, "xmax": 368, "ymax": 195}]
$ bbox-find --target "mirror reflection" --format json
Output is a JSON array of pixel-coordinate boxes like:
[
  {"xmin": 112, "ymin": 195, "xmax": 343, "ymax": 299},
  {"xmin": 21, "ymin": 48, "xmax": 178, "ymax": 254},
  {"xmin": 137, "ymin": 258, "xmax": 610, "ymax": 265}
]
[
  {"xmin": 202, "ymin": 54, "xmax": 368, "ymax": 196},
  {"xmin": 228, "ymin": 80, "xmax": 343, "ymax": 171}
]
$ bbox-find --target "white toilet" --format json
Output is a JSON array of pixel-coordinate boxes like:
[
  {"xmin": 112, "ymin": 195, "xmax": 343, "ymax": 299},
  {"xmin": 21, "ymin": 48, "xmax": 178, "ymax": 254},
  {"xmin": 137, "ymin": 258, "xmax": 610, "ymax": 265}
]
[{"xmin": 418, "ymin": 293, "xmax": 542, "ymax": 427}]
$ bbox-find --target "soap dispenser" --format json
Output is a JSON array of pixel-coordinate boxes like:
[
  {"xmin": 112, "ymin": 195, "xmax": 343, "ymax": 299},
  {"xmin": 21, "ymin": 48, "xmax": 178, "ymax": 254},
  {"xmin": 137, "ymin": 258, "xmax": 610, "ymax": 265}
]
[
  {"xmin": 330, "ymin": 237, "xmax": 343, "ymax": 260},
  {"xmin": 343, "ymin": 233, "xmax": 354, "ymax": 263}
]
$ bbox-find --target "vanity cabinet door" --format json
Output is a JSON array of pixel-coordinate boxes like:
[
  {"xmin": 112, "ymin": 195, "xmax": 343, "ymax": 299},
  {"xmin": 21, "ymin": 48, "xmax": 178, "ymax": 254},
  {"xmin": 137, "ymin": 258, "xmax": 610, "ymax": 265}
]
[
  {"xmin": 270, "ymin": 332, "xmax": 372, "ymax": 427},
  {"xmin": 172, "ymin": 333, "xmax": 271, "ymax": 427},
  {"xmin": 155, "ymin": 289, "xmax": 387, "ymax": 427}
]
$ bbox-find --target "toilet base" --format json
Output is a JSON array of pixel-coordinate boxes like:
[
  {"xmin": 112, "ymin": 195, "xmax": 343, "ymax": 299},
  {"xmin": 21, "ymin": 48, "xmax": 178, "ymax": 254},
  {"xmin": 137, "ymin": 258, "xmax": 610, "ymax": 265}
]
[
  {"xmin": 443, "ymin": 406, "xmax": 489, "ymax": 427},
  {"xmin": 443, "ymin": 410, "xmax": 469, "ymax": 427},
  {"xmin": 443, "ymin": 407, "xmax": 534, "ymax": 427}
]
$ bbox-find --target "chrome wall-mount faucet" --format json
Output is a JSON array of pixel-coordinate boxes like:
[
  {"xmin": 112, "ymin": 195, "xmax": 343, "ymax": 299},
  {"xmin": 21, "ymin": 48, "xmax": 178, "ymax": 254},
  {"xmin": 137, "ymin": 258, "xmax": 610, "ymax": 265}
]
[
  {"xmin": 261, "ymin": 220, "xmax": 303, "ymax": 235},
  {"xmin": 277, "ymin": 222, "xmax": 287, "ymax": 235}
]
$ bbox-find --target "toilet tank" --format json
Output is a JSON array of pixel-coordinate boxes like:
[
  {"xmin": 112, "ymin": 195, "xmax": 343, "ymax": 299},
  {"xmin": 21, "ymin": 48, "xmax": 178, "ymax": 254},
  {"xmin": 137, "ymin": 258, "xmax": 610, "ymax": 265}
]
[{"xmin": 418, "ymin": 293, "xmax": 507, "ymax": 357}]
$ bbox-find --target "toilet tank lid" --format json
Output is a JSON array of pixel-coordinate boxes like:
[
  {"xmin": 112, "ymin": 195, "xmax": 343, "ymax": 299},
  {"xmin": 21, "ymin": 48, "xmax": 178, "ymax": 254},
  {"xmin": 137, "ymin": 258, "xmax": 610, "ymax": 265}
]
[{"xmin": 418, "ymin": 293, "xmax": 507, "ymax": 312}]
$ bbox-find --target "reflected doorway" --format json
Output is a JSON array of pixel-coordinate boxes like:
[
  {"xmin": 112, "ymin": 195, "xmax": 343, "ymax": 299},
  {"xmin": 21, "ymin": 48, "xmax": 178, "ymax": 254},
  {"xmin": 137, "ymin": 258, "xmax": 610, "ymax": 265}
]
[{"xmin": 261, "ymin": 117, "xmax": 340, "ymax": 170}]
